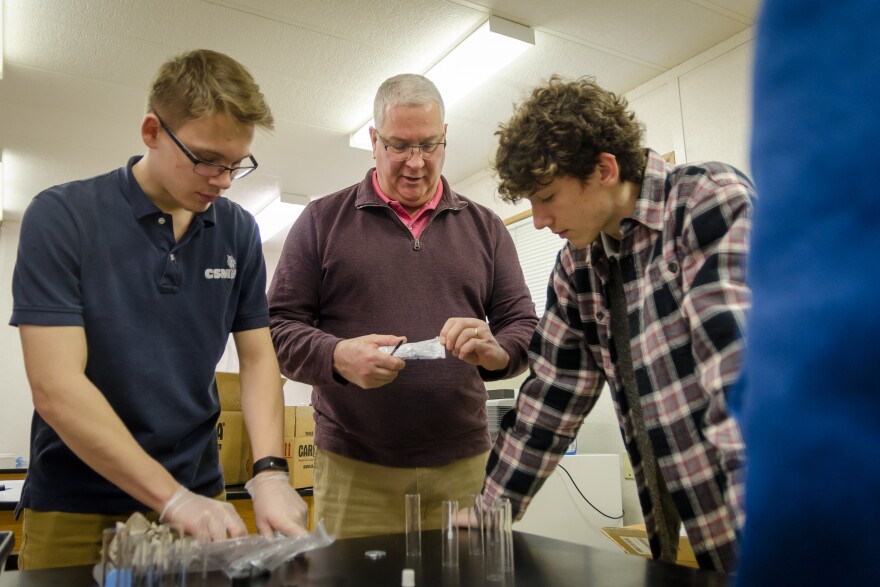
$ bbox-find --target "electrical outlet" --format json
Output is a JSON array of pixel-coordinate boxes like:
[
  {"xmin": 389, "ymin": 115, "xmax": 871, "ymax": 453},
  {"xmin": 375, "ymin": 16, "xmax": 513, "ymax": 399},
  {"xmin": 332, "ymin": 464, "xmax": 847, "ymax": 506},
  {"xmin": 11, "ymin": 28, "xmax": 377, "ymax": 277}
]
[{"xmin": 622, "ymin": 452, "xmax": 635, "ymax": 480}]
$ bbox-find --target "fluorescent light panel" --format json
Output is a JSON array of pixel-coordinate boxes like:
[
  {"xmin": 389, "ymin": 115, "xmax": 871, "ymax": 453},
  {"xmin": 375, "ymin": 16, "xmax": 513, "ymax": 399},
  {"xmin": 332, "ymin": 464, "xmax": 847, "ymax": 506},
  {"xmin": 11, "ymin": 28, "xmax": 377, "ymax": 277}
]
[
  {"xmin": 255, "ymin": 193, "xmax": 309, "ymax": 243},
  {"xmin": 349, "ymin": 15, "xmax": 534, "ymax": 150},
  {"xmin": 0, "ymin": 0, "xmax": 4, "ymax": 79},
  {"xmin": 0, "ymin": 160, "xmax": 4, "ymax": 225}
]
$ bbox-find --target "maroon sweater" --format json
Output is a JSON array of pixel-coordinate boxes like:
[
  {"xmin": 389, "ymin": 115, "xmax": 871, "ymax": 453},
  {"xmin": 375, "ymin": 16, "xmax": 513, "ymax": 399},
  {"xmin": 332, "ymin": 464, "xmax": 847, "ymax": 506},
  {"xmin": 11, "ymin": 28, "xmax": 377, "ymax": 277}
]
[{"xmin": 268, "ymin": 170, "xmax": 538, "ymax": 467}]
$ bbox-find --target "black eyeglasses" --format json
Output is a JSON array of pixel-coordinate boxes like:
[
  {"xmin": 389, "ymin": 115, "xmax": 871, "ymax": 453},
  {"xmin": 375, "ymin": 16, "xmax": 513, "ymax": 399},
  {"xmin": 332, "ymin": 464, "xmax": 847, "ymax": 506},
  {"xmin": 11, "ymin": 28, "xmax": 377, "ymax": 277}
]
[
  {"xmin": 376, "ymin": 132, "xmax": 446, "ymax": 161},
  {"xmin": 154, "ymin": 112, "xmax": 258, "ymax": 180}
]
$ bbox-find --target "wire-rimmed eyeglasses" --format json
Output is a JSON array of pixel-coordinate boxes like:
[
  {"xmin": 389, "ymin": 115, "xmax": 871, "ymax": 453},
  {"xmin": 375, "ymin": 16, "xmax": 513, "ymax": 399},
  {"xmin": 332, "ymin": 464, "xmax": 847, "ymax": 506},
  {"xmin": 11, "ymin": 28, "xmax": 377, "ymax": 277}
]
[
  {"xmin": 154, "ymin": 112, "xmax": 258, "ymax": 180},
  {"xmin": 376, "ymin": 132, "xmax": 447, "ymax": 161}
]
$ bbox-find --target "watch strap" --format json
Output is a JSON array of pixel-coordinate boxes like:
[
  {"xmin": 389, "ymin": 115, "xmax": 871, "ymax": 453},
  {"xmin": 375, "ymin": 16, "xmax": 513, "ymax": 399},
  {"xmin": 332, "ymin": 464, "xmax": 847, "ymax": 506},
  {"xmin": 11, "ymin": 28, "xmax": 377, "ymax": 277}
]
[{"xmin": 251, "ymin": 455, "xmax": 289, "ymax": 477}]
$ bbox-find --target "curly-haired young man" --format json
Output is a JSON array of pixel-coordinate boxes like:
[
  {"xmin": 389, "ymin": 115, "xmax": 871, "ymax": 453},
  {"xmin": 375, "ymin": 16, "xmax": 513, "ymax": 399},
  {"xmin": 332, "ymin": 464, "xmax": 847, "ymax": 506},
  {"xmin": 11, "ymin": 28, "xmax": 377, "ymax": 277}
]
[{"xmin": 477, "ymin": 76, "xmax": 755, "ymax": 573}]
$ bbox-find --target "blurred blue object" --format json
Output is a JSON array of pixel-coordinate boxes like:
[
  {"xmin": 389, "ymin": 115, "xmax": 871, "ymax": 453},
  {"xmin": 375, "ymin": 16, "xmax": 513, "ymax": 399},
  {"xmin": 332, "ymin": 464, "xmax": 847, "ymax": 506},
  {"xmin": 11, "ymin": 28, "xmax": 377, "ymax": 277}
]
[{"xmin": 737, "ymin": 0, "xmax": 880, "ymax": 584}]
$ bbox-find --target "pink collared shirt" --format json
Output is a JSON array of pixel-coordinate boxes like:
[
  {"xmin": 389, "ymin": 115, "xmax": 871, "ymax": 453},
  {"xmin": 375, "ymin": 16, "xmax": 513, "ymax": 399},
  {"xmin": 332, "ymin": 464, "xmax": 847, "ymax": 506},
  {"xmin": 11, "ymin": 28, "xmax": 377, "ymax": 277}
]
[{"xmin": 372, "ymin": 171, "xmax": 443, "ymax": 239}]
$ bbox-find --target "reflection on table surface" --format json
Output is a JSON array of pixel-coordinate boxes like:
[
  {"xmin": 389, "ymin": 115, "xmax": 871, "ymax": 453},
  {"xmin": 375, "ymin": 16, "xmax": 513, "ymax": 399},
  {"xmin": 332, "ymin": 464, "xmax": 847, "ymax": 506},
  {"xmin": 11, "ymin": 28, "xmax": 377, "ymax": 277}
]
[
  {"xmin": 0, "ymin": 529, "xmax": 729, "ymax": 587},
  {"xmin": 0, "ymin": 482, "xmax": 24, "ymax": 506}
]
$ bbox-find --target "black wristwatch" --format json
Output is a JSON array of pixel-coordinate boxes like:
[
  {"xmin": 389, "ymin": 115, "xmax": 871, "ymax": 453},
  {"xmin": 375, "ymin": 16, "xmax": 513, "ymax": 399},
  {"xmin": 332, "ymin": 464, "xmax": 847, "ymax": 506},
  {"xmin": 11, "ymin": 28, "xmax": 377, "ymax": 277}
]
[{"xmin": 251, "ymin": 456, "xmax": 289, "ymax": 477}]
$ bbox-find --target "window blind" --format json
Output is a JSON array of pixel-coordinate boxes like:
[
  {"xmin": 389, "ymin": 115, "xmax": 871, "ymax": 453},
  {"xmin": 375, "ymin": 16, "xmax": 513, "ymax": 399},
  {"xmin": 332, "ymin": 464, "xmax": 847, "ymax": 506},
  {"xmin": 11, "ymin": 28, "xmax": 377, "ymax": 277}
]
[{"xmin": 507, "ymin": 217, "xmax": 565, "ymax": 318}]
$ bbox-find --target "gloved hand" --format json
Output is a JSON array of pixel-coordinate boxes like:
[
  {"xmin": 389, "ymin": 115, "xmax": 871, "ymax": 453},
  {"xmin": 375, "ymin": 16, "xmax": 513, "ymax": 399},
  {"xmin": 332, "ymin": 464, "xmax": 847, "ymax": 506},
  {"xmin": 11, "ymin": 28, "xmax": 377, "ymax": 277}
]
[
  {"xmin": 159, "ymin": 485, "xmax": 248, "ymax": 541},
  {"xmin": 245, "ymin": 471, "xmax": 309, "ymax": 538}
]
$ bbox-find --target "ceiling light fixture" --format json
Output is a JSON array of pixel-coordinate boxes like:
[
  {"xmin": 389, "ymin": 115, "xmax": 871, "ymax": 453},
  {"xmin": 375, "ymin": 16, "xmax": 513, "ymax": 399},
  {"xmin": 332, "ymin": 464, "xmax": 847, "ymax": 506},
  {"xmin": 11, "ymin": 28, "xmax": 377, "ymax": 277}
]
[
  {"xmin": 349, "ymin": 15, "xmax": 535, "ymax": 150},
  {"xmin": 255, "ymin": 192, "xmax": 310, "ymax": 243}
]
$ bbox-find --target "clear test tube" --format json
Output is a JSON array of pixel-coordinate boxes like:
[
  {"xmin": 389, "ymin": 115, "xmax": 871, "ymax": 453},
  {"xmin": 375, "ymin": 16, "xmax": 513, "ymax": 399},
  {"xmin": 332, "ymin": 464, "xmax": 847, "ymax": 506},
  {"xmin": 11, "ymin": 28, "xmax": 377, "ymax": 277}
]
[
  {"xmin": 129, "ymin": 534, "xmax": 149, "ymax": 587},
  {"xmin": 101, "ymin": 527, "xmax": 120, "ymax": 587},
  {"xmin": 485, "ymin": 500, "xmax": 514, "ymax": 581},
  {"xmin": 405, "ymin": 493, "xmax": 422, "ymax": 557},
  {"xmin": 467, "ymin": 494, "xmax": 483, "ymax": 556},
  {"xmin": 170, "ymin": 537, "xmax": 187, "ymax": 586},
  {"xmin": 150, "ymin": 538, "xmax": 165, "ymax": 587},
  {"xmin": 195, "ymin": 540, "xmax": 212, "ymax": 587},
  {"xmin": 496, "ymin": 498, "xmax": 514, "ymax": 572},
  {"xmin": 119, "ymin": 528, "xmax": 142, "ymax": 587},
  {"xmin": 485, "ymin": 504, "xmax": 504, "ymax": 582},
  {"xmin": 164, "ymin": 525, "xmax": 188, "ymax": 586},
  {"xmin": 441, "ymin": 500, "xmax": 459, "ymax": 567}
]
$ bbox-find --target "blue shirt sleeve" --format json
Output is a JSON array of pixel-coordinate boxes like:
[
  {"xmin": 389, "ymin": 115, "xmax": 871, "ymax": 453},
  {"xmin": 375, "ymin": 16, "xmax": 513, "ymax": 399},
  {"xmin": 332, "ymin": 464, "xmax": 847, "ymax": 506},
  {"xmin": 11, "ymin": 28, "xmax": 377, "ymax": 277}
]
[{"xmin": 11, "ymin": 190, "xmax": 86, "ymax": 327}]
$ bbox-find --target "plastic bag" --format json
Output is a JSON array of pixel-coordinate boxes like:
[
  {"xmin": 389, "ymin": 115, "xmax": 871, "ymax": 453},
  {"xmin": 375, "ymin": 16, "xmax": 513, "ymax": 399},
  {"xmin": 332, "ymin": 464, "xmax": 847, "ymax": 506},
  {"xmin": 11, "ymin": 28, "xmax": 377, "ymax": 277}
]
[
  {"xmin": 94, "ymin": 517, "xmax": 335, "ymax": 585},
  {"xmin": 215, "ymin": 521, "xmax": 334, "ymax": 579}
]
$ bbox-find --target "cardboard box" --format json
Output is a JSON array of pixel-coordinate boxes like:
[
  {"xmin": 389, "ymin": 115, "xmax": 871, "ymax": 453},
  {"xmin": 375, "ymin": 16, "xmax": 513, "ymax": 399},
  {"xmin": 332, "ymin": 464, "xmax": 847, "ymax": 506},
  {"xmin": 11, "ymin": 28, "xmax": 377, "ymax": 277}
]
[
  {"xmin": 283, "ymin": 405, "xmax": 316, "ymax": 489},
  {"xmin": 216, "ymin": 372, "xmax": 253, "ymax": 486},
  {"xmin": 216, "ymin": 409, "xmax": 249, "ymax": 485},
  {"xmin": 216, "ymin": 372, "xmax": 286, "ymax": 486},
  {"xmin": 602, "ymin": 524, "xmax": 698, "ymax": 568}
]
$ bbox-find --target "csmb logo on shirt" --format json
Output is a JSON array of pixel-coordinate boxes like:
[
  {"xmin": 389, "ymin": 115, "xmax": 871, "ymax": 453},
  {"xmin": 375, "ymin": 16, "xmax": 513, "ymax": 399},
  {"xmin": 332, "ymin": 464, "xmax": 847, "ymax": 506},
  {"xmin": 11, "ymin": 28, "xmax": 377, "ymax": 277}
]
[{"xmin": 205, "ymin": 255, "xmax": 237, "ymax": 280}]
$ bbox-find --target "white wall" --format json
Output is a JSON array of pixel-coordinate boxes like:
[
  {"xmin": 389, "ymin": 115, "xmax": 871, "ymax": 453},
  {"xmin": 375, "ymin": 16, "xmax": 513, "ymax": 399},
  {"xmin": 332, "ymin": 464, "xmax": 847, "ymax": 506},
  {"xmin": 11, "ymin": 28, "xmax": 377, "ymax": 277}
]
[
  {"xmin": 627, "ymin": 28, "xmax": 754, "ymax": 174},
  {"xmin": 0, "ymin": 221, "xmax": 31, "ymax": 460},
  {"xmin": 215, "ymin": 245, "xmax": 314, "ymax": 406}
]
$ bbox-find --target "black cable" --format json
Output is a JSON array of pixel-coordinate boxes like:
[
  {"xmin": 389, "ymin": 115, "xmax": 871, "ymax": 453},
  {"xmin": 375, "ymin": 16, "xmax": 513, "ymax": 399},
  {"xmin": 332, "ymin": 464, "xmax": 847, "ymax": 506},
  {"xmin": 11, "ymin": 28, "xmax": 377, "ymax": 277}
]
[{"xmin": 557, "ymin": 463, "xmax": 624, "ymax": 520}]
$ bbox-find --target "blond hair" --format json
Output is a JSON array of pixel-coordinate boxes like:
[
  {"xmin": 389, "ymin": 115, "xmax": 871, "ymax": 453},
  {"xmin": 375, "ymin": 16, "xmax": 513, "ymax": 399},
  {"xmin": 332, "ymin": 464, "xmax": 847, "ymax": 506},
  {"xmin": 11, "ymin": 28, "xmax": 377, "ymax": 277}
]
[{"xmin": 147, "ymin": 49, "xmax": 273, "ymax": 130}]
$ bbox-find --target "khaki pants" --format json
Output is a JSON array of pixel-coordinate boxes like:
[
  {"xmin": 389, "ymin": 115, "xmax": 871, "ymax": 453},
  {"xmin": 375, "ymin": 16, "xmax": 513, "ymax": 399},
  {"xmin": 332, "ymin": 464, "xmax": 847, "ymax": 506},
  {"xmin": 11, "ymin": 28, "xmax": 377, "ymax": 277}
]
[
  {"xmin": 18, "ymin": 491, "xmax": 227, "ymax": 571},
  {"xmin": 18, "ymin": 509, "xmax": 159, "ymax": 570},
  {"xmin": 314, "ymin": 448, "xmax": 489, "ymax": 539}
]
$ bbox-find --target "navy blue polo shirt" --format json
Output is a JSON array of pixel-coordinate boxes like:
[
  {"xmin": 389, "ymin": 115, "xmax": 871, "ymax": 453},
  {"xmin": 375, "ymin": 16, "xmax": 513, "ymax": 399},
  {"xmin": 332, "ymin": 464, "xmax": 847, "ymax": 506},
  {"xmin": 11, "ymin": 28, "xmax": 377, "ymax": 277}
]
[{"xmin": 10, "ymin": 156, "xmax": 269, "ymax": 514}]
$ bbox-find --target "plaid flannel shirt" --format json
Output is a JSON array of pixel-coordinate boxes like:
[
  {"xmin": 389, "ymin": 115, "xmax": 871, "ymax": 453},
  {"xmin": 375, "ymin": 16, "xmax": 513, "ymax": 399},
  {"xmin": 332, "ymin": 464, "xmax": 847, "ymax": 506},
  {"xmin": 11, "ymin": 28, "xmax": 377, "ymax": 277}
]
[{"xmin": 484, "ymin": 150, "xmax": 754, "ymax": 572}]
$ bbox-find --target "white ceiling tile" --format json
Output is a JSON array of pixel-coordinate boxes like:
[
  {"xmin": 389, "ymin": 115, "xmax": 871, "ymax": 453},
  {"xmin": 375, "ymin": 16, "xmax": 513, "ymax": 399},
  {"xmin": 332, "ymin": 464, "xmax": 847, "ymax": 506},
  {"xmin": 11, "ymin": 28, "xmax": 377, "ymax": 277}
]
[{"xmin": 0, "ymin": 0, "xmax": 759, "ymax": 224}]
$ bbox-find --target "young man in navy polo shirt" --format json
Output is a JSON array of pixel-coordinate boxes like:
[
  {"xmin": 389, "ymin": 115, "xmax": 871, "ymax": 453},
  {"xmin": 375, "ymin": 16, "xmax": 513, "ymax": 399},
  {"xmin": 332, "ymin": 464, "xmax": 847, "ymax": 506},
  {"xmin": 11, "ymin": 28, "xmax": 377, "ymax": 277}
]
[{"xmin": 10, "ymin": 49, "xmax": 307, "ymax": 570}]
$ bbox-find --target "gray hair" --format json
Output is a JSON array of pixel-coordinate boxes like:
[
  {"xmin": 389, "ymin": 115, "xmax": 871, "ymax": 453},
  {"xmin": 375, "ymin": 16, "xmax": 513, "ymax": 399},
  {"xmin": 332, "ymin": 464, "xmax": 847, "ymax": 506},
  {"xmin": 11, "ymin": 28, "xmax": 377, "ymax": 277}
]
[{"xmin": 373, "ymin": 74, "xmax": 445, "ymax": 131}]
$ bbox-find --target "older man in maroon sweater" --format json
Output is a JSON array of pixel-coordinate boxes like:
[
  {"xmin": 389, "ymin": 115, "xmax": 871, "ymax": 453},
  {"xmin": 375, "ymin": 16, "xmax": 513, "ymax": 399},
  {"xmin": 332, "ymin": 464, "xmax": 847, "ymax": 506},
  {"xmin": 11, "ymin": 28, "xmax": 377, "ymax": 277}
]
[{"xmin": 268, "ymin": 74, "xmax": 537, "ymax": 538}]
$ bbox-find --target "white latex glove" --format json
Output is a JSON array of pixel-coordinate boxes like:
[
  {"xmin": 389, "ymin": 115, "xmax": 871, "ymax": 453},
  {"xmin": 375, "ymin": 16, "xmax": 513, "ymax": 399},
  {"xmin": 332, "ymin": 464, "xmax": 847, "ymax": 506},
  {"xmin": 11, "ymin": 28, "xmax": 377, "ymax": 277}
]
[
  {"xmin": 159, "ymin": 485, "xmax": 247, "ymax": 541},
  {"xmin": 245, "ymin": 471, "xmax": 309, "ymax": 538}
]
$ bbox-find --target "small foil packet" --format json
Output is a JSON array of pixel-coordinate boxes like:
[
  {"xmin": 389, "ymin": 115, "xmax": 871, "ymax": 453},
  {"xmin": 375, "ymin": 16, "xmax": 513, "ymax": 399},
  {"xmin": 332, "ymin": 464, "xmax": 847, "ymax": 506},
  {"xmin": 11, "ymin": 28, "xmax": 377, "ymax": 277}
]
[{"xmin": 379, "ymin": 336, "xmax": 446, "ymax": 360}]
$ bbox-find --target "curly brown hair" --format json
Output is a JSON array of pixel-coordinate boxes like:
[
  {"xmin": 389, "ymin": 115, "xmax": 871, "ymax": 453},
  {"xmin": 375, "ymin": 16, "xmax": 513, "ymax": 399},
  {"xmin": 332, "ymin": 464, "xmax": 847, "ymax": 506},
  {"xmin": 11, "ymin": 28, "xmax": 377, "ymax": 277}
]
[{"xmin": 494, "ymin": 75, "xmax": 645, "ymax": 202}]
